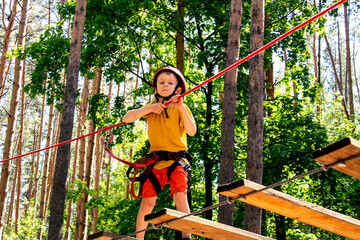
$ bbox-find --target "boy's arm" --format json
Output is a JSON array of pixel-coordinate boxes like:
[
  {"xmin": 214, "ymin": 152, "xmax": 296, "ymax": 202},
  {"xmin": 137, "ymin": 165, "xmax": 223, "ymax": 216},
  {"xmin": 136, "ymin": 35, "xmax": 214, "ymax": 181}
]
[
  {"xmin": 123, "ymin": 103, "xmax": 166, "ymax": 123},
  {"xmin": 179, "ymin": 105, "xmax": 197, "ymax": 136},
  {"xmin": 171, "ymin": 95, "xmax": 197, "ymax": 136}
]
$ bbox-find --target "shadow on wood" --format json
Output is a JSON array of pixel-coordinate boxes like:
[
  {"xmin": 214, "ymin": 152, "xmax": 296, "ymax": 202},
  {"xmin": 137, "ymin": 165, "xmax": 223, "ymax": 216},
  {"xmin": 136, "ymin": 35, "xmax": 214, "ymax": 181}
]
[
  {"xmin": 313, "ymin": 137, "xmax": 360, "ymax": 180},
  {"xmin": 145, "ymin": 208, "xmax": 274, "ymax": 240},
  {"xmin": 218, "ymin": 179, "xmax": 360, "ymax": 240}
]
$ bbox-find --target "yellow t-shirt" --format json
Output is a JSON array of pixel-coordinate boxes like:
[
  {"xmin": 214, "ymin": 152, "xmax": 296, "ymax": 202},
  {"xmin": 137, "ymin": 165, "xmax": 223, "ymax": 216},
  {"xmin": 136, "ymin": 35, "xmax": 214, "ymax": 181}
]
[{"xmin": 143, "ymin": 100, "xmax": 195, "ymax": 169}]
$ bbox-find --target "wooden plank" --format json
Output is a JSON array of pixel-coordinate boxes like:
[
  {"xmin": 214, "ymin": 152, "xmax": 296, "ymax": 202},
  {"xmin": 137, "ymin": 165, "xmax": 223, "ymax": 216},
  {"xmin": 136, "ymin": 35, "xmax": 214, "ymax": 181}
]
[
  {"xmin": 313, "ymin": 137, "xmax": 360, "ymax": 180},
  {"xmin": 88, "ymin": 231, "xmax": 137, "ymax": 240},
  {"xmin": 145, "ymin": 208, "xmax": 274, "ymax": 240},
  {"xmin": 218, "ymin": 179, "xmax": 360, "ymax": 240}
]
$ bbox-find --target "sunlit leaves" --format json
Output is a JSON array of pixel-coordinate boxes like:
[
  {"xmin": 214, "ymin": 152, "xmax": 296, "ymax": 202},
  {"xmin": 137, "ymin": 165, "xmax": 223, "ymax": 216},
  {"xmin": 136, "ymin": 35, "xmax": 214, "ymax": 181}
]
[{"xmin": 24, "ymin": 25, "xmax": 70, "ymax": 109}]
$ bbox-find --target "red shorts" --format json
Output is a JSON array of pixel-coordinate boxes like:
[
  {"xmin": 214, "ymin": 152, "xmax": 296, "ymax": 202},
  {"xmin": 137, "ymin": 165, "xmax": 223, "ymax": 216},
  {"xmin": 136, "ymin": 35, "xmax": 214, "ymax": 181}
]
[{"xmin": 141, "ymin": 166, "xmax": 188, "ymax": 198}]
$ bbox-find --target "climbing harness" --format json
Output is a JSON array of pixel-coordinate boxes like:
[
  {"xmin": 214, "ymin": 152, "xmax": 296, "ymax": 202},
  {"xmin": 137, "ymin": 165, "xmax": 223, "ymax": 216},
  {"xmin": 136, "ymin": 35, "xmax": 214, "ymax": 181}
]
[
  {"xmin": 98, "ymin": 126, "xmax": 151, "ymax": 168},
  {"xmin": 126, "ymin": 151, "xmax": 192, "ymax": 199},
  {"xmin": 98, "ymin": 126, "xmax": 192, "ymax": 199}
]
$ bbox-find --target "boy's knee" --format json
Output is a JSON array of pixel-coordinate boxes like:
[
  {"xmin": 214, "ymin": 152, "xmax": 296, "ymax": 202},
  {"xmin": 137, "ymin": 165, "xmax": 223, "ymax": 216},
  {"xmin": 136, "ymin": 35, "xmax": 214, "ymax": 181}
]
[{"xmin": 140, "ymin": 197, "xmax": 156, "ymax": 212}]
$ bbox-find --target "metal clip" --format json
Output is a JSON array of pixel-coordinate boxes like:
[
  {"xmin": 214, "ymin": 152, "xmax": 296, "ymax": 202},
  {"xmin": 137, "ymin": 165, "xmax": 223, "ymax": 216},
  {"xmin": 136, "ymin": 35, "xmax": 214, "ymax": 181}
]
[
  {"xmin": 151, "ymin": 223, "xmax": 163, "ymax": 230},
  {"xmin": 237, "ymin": 195, "xmax": 246, "ymax": 201},
  {"xmin": 321, "ymin": 164, "xmax": 329, "ymax": 171}
]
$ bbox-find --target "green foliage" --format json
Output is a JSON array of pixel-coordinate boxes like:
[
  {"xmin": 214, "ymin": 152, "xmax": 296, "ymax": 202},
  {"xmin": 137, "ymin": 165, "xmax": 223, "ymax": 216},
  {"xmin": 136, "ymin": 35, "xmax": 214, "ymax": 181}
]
[
  {"xmin": 264, "ymin": 96, "xmax": 328, "ymax": 183},
  {"xmin": 3, "ymin": 204, "xmax": 48, "ymax": 239},
  {"xmin": 66, "ymin": 179, "xmax": 98, "ymax": 202},
  {"xmin": 88, "ymin": 93, "xmax": 110, "ymax": 127},
  {"xmin": 261, "ymin": 96, "xmax": 330, "ymax": 237},
  {"xmin": 24, "ymin": 24, "xmax": 70, "ymax": 110}
]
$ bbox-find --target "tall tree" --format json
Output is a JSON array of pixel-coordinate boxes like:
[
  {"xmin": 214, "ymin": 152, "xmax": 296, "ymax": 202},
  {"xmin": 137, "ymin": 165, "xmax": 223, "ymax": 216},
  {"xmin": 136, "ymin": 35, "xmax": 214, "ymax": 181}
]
[
  {"xmin": 64, "ymin": 77, "xmax": 90, "ymax": 239},
  {"xmin": 74, "ymin": 76, "xmax": 90, "ymax": 239},
  {"xmin": 264, "ymin": 12, "xmax": 274, "ymax": 103},
  {"xmin": 176, "ymin": 0, "xmax": 185, "ymax": 73},
  {"xmin": 47, "ymin": 0, "xmax": 88, "ymax": 238},
  {"xmin": 324, "ymin": 34, "xmax": 350, "ymax": 120},
  {"xmin": 15, "ymin": 56, "xmax": 28, "ymax": 233},
  {"xmin": 244, "ymin": 0, "xmax": 264, "ymax": 234},
  {"xmin": 219, "ymin": 0, "xmax": 243, "ymax": 226},
  {"xmin": 0, "ymin": 0, "xmax": 29, "ymax": 235},
  {"xmin": 344, "ymin": 3, "xmax": 354, "ymax": 120},
  {"xmin": 38, "ymin": 103, "xmax": 55, "ymax": 239},
  {"xmin": 75, "ymin": 68, "xmax": 102, "ymax": 240}
]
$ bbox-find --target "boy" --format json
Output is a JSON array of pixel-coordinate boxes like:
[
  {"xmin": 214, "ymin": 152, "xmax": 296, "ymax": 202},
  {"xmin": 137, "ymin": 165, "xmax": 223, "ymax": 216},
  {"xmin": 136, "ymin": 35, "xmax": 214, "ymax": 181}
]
[{"xmin": 123, "ymin": 67, "xmax": 196, "ymax": 240}]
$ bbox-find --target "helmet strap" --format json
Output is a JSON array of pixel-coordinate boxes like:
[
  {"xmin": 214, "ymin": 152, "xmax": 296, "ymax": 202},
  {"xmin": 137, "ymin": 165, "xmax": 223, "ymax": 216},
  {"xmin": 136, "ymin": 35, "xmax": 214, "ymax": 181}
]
[{"xmin": 154, "ymin": 83, "xmax": 181, "ymax": 118}]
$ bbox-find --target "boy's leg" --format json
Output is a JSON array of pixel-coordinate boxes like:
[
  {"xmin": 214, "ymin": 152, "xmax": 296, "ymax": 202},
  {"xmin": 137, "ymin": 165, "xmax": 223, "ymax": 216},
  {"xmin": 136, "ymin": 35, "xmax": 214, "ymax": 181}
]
[
  {"xmin": 136, "ymin": 196, "xmax": 156, "ymax": 239},
  {"xmin": 173, "ymin": 192, "xmax": 191, "ymax": 239}
]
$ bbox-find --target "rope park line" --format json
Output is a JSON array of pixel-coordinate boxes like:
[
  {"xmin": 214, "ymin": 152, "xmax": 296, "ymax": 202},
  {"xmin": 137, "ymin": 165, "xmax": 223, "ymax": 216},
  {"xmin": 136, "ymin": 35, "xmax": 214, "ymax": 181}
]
[{"xmin": 1, "ymin": 0, "xmax": 347, "ymax": 164}]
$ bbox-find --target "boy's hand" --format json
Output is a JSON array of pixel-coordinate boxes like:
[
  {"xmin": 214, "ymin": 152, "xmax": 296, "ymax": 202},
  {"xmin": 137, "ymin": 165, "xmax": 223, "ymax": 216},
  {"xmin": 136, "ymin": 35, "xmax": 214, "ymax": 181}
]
[
  {"xmin": 150, "ymin": 103, "xmax": 167, "ymax": 114},
  {"xmin": 170, "ymin": 95, "xmax": 184, "ymax": 109}
]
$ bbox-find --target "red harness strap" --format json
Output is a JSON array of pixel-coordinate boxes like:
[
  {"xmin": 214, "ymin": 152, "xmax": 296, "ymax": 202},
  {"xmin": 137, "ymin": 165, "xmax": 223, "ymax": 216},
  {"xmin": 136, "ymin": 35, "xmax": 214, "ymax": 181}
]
[
  {"xmin": 99, "ymin": 127, "xmax": 147, "ymax": 167},
  {"xmin": 98, "ymin": 127, "xmax": 157, "ymax": 199}
]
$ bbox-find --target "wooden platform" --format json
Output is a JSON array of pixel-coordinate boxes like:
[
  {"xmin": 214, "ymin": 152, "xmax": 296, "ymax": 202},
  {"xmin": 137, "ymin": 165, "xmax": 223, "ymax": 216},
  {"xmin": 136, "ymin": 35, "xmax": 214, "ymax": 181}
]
[
  {"xmin": 218, "ymin": 179, "xmax": 360, "ymax": 240},
  {"xmin": 88, "ymin": 231, "xmax": 137, "ymax": 240},
  {"xmin": 313, "ymin": 137, "xmax": 360, "ymax": 180},
  {"xmin": 145, "ymin": 208, "xmax": 274, "ymax": 240}
]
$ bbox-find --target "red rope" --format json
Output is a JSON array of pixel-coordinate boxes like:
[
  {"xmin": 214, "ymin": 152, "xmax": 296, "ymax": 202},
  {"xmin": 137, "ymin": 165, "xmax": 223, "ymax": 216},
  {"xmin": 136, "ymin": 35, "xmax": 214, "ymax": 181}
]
[
  {"xmin": 0, "ymin": 122, "xmax": 125, "ymax": 163},
  {"xmin": 1, "ymin": 0, "xmax": 347, "ymax": 164},
  {"xmin": 166, "ymin": 0, "xmax": 348, "ymax": 106}
]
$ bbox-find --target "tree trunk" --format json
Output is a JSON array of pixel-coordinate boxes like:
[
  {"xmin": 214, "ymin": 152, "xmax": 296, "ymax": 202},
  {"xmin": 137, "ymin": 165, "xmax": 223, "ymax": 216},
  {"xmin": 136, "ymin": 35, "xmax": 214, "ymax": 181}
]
[
  {"xmin": 314, "ymin": 0, "xmax": 321, "ymax": 114},
  {"xmin": 352, "ymin": 48, "xmax": 360, "ymax": 103},
  {"xmin": 176, "ymin": 0, "xmax": 185, "ymax": 73},
  {"xmin": 194, "ymin": 15, "xmax": 216, "ymax": 225},
  {"xmin": 75, "ymin": 76, "xmax": 90, "ymax": 238},
  {"xmin": 39, "ymin": 104, "xmax": 54, "ymax": 211},
  {"xmin": 324, "ymin": 34, "xmax": 350, "ymax": 120},
  {"xmin": 312, "ymin": 32, "xmax": 318, "ymax": 80},
  {"xmin": 0, "ymin": 0, "xmax": 28, "ymax": 235},
  {"xmin": 31, "ymin": 86, "xmax": 47, "ymax": 215},
  {"xmin": 15, "ymin": 55, "xmax": 28, "ymax": 233},
  {"xmin": 204, "ymin": 80, "xmax": 214, "ymax": 223},
  {"xmin": 64, "ymin": 79, "xmax": 88, "ymax": 239},
  {"xmin": 44, "ymin": 113, "xmax": 61, "ymax": 214},
  {"xmin": 175, "ymin": 4, "xmax": 185, "ymax": 236},
  {"xmin": 76, "ymin": 68, "xmax": 102, "ymax": 240},
  {"xmin": 7, "ymin": 161, "xmax": 17, "ymax": 225},
  {"xmin": 344, "ymin": 4, "xmax": 353, "ymax": 120},
  {"xmin": 244, "ymin": 0, "xmax": 264, "ymax": 234},
  {"xmin": 0, "ymin": 1, "xmax": 18, "ymax": 99},
  {"xmin": 64, "ymin": 126, "xmax": 80, "ymax": 240},
  {"xmin": 92, "ymin": 133, "xmax": 102, "ymax": 233},
  {"xmin": 25, "ymin": 125, "xmax": 37, "ymax": 215},
  {"xmin": 275, "ymin": 214, "xmax": 286, "ymax": 240},
  {"xmin": 219, "ymin": 0, "xmax": 242, "ymax": 226},
  {"xmin": 77, "ymin": 76, "xmax": 90, "ymax": 184},
  {"xmin": 47, "ymin": 0, "xmax": 87, "ymax": 238},
  {"xmin": 264, "ymin": 12, "xmax": 274, "ymax": 103},
  {"xmin": 105, "ymin": 80, "xmax": 113, "ymax": 196},
  {"xmin": 337, "ymin": 21, "xmax": 343, "ymax": 90}
]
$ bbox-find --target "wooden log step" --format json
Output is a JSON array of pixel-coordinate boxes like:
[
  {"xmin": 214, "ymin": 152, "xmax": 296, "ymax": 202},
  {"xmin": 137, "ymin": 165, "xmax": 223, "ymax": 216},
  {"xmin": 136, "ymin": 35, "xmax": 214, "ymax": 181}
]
[
  {"xmin": 145, "ymin": 208, "xmax": 274, "ymax": 240},
  {"xmin": 313, "ymin": 137, "xmax": 360, "ymax": 180},
  {"xmin": 218, "ymin": 179, "xmax": 360, "ymax": 240},
  {"xmin": 88, "ymin": 231, "xmax": 138, "ymax": 240}
]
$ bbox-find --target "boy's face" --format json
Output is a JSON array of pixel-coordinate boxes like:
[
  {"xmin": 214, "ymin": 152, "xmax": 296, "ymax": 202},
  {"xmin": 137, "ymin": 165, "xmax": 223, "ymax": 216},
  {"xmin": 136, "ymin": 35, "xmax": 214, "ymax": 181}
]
[{"xmin": 155, "ymin": 72, "xmax": 181, "ymax": 98}]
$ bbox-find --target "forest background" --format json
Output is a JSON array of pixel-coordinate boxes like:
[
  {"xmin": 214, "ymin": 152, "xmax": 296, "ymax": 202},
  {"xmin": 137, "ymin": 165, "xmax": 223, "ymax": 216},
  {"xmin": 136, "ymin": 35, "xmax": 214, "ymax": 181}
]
[{"xmin": 0, "ymin": 0, "xmax": 359, "ymax": 239}]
